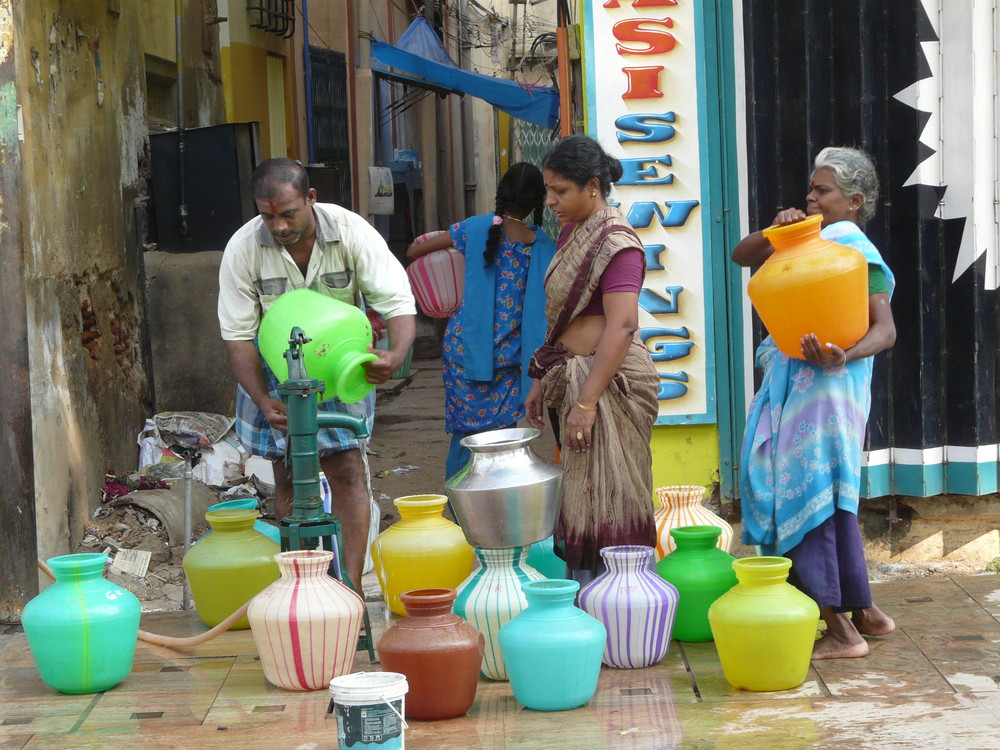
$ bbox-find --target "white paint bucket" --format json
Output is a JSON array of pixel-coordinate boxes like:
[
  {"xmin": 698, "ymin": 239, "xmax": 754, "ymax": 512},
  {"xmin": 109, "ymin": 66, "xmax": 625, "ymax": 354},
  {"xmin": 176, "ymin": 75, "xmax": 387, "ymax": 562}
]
[{"xmin": 329, "ymin": 671, "xmax": 408, "ymax": 749}]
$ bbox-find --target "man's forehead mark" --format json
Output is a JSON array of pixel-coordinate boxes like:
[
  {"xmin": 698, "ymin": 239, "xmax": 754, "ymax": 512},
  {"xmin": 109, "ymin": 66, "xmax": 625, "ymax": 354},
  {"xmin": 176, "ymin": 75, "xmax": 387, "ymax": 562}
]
[{"xmin": 268, "ymin": 199, "xmax": 277, "ymax": 214}]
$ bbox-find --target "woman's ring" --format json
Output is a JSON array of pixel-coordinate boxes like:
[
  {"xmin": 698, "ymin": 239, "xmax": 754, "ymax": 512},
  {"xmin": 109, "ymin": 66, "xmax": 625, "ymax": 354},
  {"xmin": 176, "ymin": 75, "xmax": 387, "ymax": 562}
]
[{"xmin": 576, "ymin": 431, "xmax": 584, "ymax": 440}]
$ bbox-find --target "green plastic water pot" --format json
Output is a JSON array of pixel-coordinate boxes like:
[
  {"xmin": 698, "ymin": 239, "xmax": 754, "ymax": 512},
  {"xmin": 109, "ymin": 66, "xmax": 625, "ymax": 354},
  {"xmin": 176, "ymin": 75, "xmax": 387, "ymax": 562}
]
[{"xmin": 258, "ymin": 289, "xmax": 378, "ymax": 404}]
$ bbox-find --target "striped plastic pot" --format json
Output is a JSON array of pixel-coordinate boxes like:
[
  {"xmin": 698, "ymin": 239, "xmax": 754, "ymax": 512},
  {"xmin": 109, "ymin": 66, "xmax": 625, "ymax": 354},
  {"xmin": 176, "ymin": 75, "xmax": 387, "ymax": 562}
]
[
  {"xmin": 406, "ymin": 232, "xmax": 464, "ymax": 318},
  {"xmin": 247, "ymin": 550, "xmax": 365, "ymax": 691},
  {"xmin": 453, "ymin": 547, "xmax": 545, "ymax": 680},
  {"xmin": 653, "ymin": 485, "xmax": 734, "ymax": 559},
  {"xmin": 579, "ymin": 545, "xmax": 679, "ymax": 669}
]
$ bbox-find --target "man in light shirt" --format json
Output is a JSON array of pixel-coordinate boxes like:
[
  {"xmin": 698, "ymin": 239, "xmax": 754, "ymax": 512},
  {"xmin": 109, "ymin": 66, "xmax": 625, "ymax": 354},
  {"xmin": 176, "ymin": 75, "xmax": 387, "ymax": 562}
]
[{"xmin": 218, "ymin": 158, "xmax": 415, "ymax": 587}]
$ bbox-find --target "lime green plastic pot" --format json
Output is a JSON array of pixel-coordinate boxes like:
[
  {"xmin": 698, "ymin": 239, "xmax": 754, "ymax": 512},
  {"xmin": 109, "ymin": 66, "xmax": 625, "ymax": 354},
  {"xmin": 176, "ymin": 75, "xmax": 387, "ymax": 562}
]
[
  {"xmin": 199, "ymin": 498, "xmax": 281, "ymax": 544},
  {"xmin": 182, "ymin": 509, "xmax": 280, "ymax": 629},
  {"xmin": 258, "ymin": 289, "xmax": 378, "ymax": 403},
  {"xmin": 22, "ymin": 553, "xmax": 141, "ymax": 693},
  {"xmin": 709, "ymin": 557, "xmax": 820, "ymax": 691}
]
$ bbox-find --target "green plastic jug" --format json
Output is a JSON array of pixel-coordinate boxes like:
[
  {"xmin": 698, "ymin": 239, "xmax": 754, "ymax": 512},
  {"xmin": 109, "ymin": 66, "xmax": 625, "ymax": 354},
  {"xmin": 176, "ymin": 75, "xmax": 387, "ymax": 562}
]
[
  {"xmin": 257, "ymin": 288, "xmax": 378, "ymax": 404},
  {"xmin": 182, "ymin": 509, "xmax": 280, "ymax": 629},
  {"xmin": 22, "ymin": 553, "xmax": 141, "ymax": 693}
]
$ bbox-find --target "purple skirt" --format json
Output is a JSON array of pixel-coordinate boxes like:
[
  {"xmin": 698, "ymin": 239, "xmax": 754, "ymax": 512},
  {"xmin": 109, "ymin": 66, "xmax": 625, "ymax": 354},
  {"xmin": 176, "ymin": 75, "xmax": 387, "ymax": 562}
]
[{"xmin": 784, "ymin": 508, "xmax": 872, "ymax": 612}]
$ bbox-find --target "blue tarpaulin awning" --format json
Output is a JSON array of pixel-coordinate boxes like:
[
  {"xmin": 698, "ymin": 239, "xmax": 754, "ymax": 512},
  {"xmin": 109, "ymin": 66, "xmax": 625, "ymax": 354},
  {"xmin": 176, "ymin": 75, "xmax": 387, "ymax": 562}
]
[{"xmin": 370, "ymin": 18, "xmax": 559, "ymax": 129}]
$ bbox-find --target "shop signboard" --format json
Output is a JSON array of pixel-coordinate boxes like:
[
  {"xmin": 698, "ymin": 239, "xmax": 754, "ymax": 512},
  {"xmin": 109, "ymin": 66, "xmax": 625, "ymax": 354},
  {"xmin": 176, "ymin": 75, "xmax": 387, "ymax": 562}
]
[{"xmin": 583, "ymin": 0, "xmax": 716, "ymax": 425}]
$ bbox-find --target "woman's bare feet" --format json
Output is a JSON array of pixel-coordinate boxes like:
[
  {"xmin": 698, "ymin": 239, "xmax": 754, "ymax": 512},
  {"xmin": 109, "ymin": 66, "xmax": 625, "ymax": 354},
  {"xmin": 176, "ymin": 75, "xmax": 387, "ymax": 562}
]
[
  {"xmin": 852, "ymin": 605, "xmax": 896, "ymax": 637},
  {"xmin": 812, "ymin": 632, "xmax": 869, "ymax": 659},
  {"xmin": 812, "ymin": 609, "xmax": 869, "ymax": 660}
]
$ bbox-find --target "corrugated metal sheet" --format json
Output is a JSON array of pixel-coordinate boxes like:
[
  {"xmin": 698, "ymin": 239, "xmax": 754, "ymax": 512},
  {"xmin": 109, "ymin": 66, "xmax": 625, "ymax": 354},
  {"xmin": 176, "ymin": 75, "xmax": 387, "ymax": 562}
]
[{"xmin": 742, "ymin": 0, "xmax": 1000, "ymax": 496}]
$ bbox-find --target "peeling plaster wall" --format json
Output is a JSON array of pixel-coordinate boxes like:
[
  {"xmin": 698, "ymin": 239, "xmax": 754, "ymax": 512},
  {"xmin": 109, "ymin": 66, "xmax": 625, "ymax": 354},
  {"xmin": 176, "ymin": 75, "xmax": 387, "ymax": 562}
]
[
  {"xmin": 15, "ymin": 0, "xmax": 153, "ymax": 561},
  {"xmin": 142, "ymin": 0, "xmax": 225, "ymax": 129},
  {"xmin": 184, "ymin": 0, "xmax": 225, "ymax": 128}
]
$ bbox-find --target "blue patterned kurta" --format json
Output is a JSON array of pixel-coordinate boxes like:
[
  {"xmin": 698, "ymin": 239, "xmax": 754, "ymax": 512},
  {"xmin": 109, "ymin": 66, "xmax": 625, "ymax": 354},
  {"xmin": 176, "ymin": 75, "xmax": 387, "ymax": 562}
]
[{"xmin": 442, "ymin": 220, "xmax": 532, "ymax": 433}]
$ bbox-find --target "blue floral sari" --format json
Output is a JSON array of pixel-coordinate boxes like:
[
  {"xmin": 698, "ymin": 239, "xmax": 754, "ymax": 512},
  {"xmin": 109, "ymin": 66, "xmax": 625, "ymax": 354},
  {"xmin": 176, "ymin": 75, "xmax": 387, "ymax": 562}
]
[{"xmin": 740, "ymin": 221, "xmax": 895, "ymax": 555}]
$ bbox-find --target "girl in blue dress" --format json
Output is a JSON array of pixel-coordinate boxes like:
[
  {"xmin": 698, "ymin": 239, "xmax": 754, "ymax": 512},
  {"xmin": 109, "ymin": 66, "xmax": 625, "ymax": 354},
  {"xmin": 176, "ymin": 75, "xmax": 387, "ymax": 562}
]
[{"xmin": 406, "ymin": 162, "xmax": 555, "ymax": 478}]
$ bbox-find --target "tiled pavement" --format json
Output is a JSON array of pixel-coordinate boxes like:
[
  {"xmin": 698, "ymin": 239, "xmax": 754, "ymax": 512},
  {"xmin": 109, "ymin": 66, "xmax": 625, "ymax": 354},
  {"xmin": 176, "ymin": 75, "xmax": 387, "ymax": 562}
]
[{"xmin": 5, "ymin": 574, "xmax": 1000, "ymax": 749}]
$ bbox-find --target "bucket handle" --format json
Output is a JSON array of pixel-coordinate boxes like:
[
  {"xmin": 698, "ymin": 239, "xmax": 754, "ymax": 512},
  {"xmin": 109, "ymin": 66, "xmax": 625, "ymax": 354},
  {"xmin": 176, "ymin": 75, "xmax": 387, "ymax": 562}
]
[{"xmin": 380, "ymin": 693, "xmax": 409, "ymax": 729}]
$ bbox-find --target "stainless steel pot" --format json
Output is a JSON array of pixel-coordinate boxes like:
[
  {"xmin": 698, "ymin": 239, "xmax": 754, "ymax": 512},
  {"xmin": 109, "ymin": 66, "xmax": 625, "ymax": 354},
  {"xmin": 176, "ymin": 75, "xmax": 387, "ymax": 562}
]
[{"xmin": 444, "ymin": 428, "xmax": 563, "ymax": 549}]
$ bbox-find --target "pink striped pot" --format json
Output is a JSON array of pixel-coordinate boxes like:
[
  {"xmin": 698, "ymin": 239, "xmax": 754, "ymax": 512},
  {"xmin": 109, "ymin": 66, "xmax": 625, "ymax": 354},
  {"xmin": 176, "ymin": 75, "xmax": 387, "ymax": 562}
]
[
  {"xmin": 653, "ymin": 485, "xmax": 734, "ymax": 559},
  {"xmin": 406, "ymin": 233, "xmax": 464, "ymax": 318},
  {"xmin": 247, "ymin": 550, "xmax": 365, "ymax": 691},
  {"xmin": 579, "ymin": 546, "xmax": 679, "ymax": 669}
]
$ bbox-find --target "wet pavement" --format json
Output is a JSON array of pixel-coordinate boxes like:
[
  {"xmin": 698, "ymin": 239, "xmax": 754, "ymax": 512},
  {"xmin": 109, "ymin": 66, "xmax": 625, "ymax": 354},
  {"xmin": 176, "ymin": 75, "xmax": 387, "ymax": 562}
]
[
  {"xmin": 5, "ymin": 362, "xmax": 1000, "ymax": 748},
  {"xmin": 5, "ymin": 570, "xmax": 1000, "ymax": 747}
]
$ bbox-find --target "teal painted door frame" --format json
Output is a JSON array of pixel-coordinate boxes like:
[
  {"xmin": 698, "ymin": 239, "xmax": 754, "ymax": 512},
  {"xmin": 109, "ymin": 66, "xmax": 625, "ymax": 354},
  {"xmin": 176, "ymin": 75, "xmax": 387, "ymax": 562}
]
[{"xmin": 695, "ymin": 0, "xmax": 745, "ymax": 502}]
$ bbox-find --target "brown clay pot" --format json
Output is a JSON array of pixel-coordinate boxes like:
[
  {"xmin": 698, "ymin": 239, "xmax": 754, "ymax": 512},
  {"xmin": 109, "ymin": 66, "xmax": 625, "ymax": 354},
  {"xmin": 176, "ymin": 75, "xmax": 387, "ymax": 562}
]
[{"xmin": 376, "ymin": 588, "xmax": 485, "ymax": 720}]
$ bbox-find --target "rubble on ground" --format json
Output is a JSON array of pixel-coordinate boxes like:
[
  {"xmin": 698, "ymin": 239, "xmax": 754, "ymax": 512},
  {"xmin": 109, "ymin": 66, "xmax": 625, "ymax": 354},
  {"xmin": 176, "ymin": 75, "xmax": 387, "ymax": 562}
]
[{"xmin": 76, "ymin": 503, "xmax": 203, "ymax": 612}]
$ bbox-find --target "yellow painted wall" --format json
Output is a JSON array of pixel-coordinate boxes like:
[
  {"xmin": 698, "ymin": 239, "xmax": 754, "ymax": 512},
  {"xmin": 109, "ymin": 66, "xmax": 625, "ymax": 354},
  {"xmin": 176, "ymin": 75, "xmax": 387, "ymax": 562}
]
[
  {"xmin": 221, "ymin": 45, "xmax": 234, "ymax": 122},
  {"xmin": 14, "ymin": 0, "xmax": 153, "ymax": 567},
  {"xmin": 226, "ymin": 41, "xmax": 274, "ymax": 157},
  {"xmin": 222, "ymin": 0, "xmax": 292, "ymax": 51},
  {"xmin": 142, "ymin": 0, "xmax": 176, "ymax": 62},
  {"xmin": 218, "ymin": 1, "xmax": 295, "ymax": 158},
  {"xmin": 650, "ymin": 425, "xmax": 721, "ymax": 504}
]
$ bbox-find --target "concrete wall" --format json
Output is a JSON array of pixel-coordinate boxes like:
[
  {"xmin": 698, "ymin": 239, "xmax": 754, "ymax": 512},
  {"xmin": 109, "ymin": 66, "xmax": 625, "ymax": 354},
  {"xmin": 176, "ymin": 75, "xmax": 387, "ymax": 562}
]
[
  {"xmin": 860, "ymin": 496, "xmax": 1000, "ymax": 565},
  {"xmin": 144, "ymin": 250, "xmax": 236, "ymax": 414},
  {"xmin": 15, "ymin": 0, "xmax": 154, "ymax": 561},
  {"xmin": 142, "ymin": 1, "xmax": 225, "ymax": 131}
]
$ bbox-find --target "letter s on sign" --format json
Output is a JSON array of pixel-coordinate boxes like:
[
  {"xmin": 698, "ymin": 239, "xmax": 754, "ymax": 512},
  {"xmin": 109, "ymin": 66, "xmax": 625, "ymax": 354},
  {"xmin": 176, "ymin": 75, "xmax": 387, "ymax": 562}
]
[{"xmin": 613, "ymin": 18, "xmax": 676, "ymax": 56}]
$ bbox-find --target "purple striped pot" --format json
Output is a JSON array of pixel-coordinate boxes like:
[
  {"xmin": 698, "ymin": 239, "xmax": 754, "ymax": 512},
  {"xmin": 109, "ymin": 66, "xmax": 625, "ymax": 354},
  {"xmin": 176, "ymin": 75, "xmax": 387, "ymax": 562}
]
[{"xmin": 578, "ymin": 545, "xmax": 679, "ymax": 669}]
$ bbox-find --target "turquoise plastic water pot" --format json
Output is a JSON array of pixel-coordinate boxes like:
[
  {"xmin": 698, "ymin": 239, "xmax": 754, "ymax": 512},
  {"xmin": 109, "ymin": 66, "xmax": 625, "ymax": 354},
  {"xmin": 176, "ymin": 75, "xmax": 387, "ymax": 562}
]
[
  {"xmin": 199, "ymin": 498, "xmax": 280, "ymax": 544},
  {"xmin": 498, "ymin": 579, "xmax": 606, "ymax": 711},
  {"xmin": 22, "ymin": 553, "xmax": 141, "ymax": 693},
  {"xmin": 525, "ymin": 536, "xmax": 565, "ymax": 579},
  {"xmin": 258, "ymin": 289, "xmax": 378, "ymax": 403}
]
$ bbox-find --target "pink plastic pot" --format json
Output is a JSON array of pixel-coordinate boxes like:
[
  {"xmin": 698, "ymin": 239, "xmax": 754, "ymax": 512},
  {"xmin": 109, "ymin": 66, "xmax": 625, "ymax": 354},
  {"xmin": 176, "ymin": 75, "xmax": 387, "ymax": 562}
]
[{"xmin": 407, "ymin": 231, "xmax": 464, "ymax": 318}]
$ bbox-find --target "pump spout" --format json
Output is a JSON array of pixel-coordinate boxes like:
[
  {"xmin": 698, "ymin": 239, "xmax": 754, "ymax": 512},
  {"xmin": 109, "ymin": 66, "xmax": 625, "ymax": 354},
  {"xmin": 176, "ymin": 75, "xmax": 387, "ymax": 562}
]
[{"xmin": 317, "ymin": 411, "xmax": 370, "ymax": 438}]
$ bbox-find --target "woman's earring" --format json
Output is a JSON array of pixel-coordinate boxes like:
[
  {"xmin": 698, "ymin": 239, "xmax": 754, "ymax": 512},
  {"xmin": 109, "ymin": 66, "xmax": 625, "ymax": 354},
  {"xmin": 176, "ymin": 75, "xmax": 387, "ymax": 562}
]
[{"xmin": 591, "ymin": 191, "xmax": 597, "ymax": 197}]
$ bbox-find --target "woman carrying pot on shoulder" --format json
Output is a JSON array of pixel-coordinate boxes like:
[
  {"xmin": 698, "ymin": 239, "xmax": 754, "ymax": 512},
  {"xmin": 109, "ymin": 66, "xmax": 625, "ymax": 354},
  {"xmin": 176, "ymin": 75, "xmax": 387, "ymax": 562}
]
[
  {"xmin": 732, "ymin": 146, "xmax": 897, "ymax": 659},
  {"xmin": 407, "ymin": 162, "xmax": 555, "ymax": 479}
]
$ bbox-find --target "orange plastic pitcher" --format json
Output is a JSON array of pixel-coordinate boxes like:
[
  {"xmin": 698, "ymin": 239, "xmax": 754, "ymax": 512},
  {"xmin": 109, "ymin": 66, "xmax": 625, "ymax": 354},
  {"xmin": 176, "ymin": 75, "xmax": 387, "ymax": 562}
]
[{"xmin": 749, "ymin": 215, "xmax": 868, "ymax": 359}]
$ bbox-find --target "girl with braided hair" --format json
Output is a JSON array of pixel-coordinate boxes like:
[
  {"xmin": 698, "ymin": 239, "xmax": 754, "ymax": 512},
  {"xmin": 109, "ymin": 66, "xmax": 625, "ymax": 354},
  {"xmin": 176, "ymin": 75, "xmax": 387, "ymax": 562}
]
[{"xmin": 407, "ymin": 162, "xmax": 556, "ymax": 478}]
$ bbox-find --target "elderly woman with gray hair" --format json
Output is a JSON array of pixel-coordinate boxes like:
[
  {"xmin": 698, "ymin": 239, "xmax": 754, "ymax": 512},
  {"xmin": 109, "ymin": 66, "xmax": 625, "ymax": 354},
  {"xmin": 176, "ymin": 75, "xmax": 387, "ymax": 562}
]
[{"xmin": 732, "ymin": 146, "xmax": 897, "ymax": 659}]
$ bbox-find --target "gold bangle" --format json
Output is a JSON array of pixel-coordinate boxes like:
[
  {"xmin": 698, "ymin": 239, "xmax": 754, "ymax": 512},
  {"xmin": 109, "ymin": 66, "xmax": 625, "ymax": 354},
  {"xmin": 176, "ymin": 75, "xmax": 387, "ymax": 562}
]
[{"xmin": 575, "ymin": 400, "xmax": 597, "ymax": 411}]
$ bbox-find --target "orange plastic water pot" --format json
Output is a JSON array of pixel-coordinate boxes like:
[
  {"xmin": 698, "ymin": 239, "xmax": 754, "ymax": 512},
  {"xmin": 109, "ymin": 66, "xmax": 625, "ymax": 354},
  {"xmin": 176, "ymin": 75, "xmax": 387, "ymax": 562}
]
[{"xmin": 749, "ymin": 215, "xmax": 869, "ymax": 359}]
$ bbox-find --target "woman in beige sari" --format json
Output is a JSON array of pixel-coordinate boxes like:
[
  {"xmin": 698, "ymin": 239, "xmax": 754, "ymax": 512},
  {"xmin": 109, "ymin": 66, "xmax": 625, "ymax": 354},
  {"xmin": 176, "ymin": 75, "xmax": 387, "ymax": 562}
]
[{"xmin": 525, "ymin": 135, "xmax": 659, "ymax": 583}]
